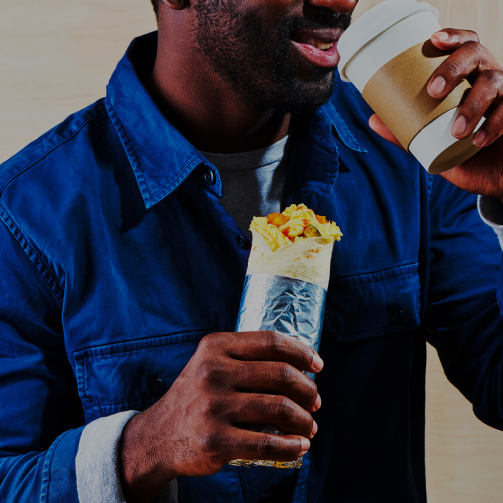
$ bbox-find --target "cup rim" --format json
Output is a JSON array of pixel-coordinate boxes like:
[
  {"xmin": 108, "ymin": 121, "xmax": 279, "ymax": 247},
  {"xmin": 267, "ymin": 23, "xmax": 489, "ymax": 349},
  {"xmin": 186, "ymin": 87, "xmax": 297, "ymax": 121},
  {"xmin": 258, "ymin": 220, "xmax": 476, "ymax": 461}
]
[{"xmin": 338, "ymin": 0, "xmax": 439, "ymax": 82}]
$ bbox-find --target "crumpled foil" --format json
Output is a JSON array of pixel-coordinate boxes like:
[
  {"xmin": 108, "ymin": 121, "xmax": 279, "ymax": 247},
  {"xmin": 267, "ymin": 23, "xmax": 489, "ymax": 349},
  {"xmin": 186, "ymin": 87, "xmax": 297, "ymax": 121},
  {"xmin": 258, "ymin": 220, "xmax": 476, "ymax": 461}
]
[
  {"xmin": 229, "ymin": 273, "xmax": 327, "ymax": 469},
  {"xmin": 236, "ymin": 273, "xmax": 326, "ymax": 380}
]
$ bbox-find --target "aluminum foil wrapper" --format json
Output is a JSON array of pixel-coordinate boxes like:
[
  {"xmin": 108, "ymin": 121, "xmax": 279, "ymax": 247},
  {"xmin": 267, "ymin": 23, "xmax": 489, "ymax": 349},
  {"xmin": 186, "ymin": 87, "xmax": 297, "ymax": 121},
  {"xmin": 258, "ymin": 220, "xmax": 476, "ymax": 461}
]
[
  {"xmin": 229, "ymin": 273, "xmax": 327, "ymax": 468},
  {"xmin": 236, "ymin": 273, "xmax": 326, "ymax": 381}
]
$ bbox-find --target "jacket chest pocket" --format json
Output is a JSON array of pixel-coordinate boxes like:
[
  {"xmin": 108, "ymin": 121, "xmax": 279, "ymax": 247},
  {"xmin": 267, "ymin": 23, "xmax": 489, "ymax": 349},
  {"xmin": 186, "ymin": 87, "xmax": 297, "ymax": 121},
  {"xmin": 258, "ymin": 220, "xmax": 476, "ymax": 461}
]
[
  {"xmin": 73, "ymin": 330, "xmax": 244, "ymax": 502},
  {"xmin": 73, "ymin": 330, "xmax": 208, "ymax": 423},
  {"xmin": 324, "ymin": 263, "xmax": 421, "ymax": 341}
]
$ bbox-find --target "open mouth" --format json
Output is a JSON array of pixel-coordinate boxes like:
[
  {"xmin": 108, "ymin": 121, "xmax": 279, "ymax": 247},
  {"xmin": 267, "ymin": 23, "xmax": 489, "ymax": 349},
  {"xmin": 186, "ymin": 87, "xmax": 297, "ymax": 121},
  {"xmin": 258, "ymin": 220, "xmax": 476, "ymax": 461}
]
[
  {"xmin": 296, "ymin": 37, "xmax": 334, "ymax": 51},
  {"xmin": 290, "ymin": 29, "xmax": 344, "ymax": 69}
]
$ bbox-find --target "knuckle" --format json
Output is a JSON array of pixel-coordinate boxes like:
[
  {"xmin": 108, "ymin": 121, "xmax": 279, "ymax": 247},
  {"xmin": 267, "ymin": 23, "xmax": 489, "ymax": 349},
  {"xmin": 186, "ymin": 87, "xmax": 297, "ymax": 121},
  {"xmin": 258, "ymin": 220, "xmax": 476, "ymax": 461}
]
[
  {"xmin": 276, "ymin": 362, "xmax": 295, "ymax": 384},
  {"xmin": 483, "ymin": 70, "xmax": 503, "ymax": 87},
  {"xmin": 198, "ymin": 431, "xmax": 222, "ymax": 454},
  {"xmin": 197, "ymin": 360, "xmax": 214, "ymax": 383},
  {"xmin": 198, "ymin": 395, "xmax": 214, "ymax": 416},
  {"xmin": 198, "ymin": 360, "xmax": 228, "ymax": 387},
  {"xmin": 199, "ymin": 394, "xmax": 224, "ymax": 418},
  {"xmin": 442, "ymin": 60, "xmax": 463, "ymax": 78},
  {"xmin": 274, "ymin": 396, "xmax": 294, "ymax": 420},
  {"xmin": 461, "ymin": 100, "xmax": 482, "ymax": 118},
  {"xmin": 199, "ymin": 332, "xmax": 219, "ymax": 352},
  {"xmin": 256, "ymin": 435, "xmax": 275, "ymax": 458},
  {"xmin": 261, "ymin": 331, "xmax": 284, "ymax": 351},
  {"xmin": 464, "ymin": 39, "xmax": 480, "ymax": 52}
]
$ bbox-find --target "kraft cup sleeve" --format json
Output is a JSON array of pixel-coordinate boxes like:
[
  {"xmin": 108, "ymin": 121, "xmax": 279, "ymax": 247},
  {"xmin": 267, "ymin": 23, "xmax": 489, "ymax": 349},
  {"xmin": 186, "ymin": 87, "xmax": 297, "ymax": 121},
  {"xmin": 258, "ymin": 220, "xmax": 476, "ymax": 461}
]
[
  {"xmin": 236, "ymin": 273, "xmax": 326, "ymax": 381},
  {"xmin": 362, "ymin": 40, "xmax": 471, "ymax": 151}
]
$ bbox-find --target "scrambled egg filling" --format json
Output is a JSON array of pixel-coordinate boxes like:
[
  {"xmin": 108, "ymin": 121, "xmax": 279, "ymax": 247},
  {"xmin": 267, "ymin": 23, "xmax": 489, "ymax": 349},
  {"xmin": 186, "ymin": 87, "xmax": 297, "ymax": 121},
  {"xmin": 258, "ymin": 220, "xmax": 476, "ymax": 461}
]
[{"xmin": 250, "ymin": 203, "xmax": 343, "ymax": 252}]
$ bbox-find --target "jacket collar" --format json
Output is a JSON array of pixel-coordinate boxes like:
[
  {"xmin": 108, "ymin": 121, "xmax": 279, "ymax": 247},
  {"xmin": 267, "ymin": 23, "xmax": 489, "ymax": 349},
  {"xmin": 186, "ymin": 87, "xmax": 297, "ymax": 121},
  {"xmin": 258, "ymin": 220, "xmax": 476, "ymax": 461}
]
[{"xmin": 106, "ymin": 32, "xmax": 365, "ymax": 209}]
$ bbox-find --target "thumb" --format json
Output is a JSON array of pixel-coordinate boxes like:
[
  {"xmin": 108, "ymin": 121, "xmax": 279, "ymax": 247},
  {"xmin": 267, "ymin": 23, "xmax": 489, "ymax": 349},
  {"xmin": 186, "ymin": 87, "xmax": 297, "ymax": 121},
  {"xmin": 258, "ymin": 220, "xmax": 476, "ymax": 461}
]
[{"xmin": 369, "ymin": 114, "xmax": 405, "ymax": 150}]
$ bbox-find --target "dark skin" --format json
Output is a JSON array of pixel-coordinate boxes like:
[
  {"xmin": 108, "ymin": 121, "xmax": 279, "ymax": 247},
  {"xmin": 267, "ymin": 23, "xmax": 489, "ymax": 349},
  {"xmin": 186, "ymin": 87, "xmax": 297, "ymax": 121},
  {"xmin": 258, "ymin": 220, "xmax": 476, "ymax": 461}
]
[
  {"xmin": 149, "ymin": 0, "xmax": 289, "ymax": 154},
  {"xmin": 120, "ymin": 1, "xmax": 503, "ymax": 502}
]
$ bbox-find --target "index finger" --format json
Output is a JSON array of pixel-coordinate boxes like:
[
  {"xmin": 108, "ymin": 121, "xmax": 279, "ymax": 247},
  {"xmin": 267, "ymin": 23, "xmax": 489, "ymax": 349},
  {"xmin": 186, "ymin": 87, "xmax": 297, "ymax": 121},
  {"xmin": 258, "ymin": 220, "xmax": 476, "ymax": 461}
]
[
  {"xmin": 430, "ymin": 28, "xmax": 480, "ymax": 52},
  {"xmin": 208, "ymin": 331, "xmax": 324, "ymax": 374},
  {"xmin": 427, "ymin": 30, "xmax": 499, "ymax": 99}
]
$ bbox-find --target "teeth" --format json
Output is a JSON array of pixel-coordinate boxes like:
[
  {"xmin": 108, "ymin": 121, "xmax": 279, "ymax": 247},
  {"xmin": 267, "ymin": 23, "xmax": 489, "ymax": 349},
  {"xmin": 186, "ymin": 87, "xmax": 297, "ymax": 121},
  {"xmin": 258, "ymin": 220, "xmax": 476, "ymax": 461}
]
[{"xmin": 298, "ymin": 37, "xmax": 334, "ymax": 51}]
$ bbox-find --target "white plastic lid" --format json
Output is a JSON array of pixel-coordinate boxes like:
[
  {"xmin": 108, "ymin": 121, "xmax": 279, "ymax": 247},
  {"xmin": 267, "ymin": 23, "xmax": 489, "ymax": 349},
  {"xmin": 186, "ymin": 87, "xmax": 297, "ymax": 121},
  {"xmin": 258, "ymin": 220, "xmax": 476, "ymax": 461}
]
[{"xmin": 338, "ymin": 0, "xmax": 439, "ymax": 81}]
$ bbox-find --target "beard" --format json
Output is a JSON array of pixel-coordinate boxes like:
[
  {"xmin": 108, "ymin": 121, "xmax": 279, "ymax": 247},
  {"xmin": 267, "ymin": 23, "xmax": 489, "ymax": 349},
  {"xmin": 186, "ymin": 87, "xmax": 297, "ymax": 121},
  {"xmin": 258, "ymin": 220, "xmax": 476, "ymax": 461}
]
[{"xmin": 193, "ymin": 0, "xmax": 352, "ymax": 114}]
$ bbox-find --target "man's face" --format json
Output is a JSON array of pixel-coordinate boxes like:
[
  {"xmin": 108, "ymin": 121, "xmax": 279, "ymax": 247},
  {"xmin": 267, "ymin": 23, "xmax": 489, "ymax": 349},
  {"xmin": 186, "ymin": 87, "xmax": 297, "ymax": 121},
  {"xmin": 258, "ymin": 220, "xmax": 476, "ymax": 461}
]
[{"xmin": 193, "ymin": 0, "xmax": 353, "ymax": 114}]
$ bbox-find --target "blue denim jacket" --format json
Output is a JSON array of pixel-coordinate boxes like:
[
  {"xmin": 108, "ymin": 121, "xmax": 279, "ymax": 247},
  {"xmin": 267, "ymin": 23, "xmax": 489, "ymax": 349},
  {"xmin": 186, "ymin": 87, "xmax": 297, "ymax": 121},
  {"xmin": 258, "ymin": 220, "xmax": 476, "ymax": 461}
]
[{"xmin": 1, "ymin": 32, "xmax": 502, "ymax": 503}]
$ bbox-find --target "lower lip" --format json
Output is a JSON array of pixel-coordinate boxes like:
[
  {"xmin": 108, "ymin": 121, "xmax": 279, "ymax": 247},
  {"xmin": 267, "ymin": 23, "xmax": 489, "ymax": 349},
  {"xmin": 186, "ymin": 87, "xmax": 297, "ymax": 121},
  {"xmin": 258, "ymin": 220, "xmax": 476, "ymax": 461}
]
[{"xmin": 290, "ymin": 40, "xmax": 340, "ymax": 69}]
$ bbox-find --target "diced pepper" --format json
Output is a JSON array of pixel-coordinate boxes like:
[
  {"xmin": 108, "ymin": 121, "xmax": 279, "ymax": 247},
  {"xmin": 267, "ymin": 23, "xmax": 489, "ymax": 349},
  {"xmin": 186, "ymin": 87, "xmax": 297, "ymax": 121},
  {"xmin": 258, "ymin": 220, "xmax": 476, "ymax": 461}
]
[
  {"xmin": 267, "ymin": 213, "xmax": 290, "ymax": 228},
  {"xmin": 303, "ymin": 225, "xmax": 321, "ymax": 238}
]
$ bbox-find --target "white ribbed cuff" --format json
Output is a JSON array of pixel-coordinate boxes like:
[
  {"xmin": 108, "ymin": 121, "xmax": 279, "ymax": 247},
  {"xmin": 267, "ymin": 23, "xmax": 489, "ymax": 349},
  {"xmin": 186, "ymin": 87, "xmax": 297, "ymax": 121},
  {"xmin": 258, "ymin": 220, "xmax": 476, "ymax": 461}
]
[
  {"xmin": 76, "ymin": 410, "xmax": 140, "ymax": 503},
  {"xmin": 75, "ymin": 411, "xmax": 178, "ymax": 503},
  {"xmin": 478, "ymin": 195, "xmax": 503, "ymax": 250}
]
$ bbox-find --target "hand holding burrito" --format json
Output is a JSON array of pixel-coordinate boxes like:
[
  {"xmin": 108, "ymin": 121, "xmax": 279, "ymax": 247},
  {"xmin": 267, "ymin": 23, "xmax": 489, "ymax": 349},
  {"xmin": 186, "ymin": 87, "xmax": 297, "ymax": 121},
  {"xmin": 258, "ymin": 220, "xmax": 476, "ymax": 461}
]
[
  {"xmin": 120, "ymin": 204, "xmax": 341, "ymax": 496},
  {"xmin": 230, "ymin": 204, "xmax": 342, "ymax": 469},
  {"xmin": 119, "ymin": 331, "xmax": 322, "ymax": 501}
]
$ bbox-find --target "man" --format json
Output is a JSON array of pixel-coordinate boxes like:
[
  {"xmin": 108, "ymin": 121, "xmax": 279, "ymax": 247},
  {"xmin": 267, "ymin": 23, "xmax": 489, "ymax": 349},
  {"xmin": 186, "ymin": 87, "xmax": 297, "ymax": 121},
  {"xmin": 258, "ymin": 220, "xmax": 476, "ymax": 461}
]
[{"xmin": 1, "ymin": 0, "xmax": 503, "ymax": 502}]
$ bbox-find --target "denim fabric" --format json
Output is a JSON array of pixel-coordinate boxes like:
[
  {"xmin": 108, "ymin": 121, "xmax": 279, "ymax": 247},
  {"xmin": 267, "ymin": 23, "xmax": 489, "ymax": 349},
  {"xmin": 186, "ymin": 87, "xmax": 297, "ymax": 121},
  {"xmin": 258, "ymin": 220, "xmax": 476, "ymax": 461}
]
[{"xmin": 1, "ymin": 31, "xmax": 503, "ymax": 503}]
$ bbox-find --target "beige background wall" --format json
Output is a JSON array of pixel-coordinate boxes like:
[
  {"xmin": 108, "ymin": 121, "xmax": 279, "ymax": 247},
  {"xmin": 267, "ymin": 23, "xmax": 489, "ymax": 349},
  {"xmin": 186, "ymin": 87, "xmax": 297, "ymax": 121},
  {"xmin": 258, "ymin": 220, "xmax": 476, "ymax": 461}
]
[{"xmin": 1, "ymin": 1, "xmax": 503, "ymax": 501}]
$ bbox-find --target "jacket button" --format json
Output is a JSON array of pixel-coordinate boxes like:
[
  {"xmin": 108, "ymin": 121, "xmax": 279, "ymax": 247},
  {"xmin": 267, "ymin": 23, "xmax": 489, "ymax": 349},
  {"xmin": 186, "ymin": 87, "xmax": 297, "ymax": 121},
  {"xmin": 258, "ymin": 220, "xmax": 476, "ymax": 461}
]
[
  {"xmin": 203, "ymin": 168, "xmax": 216, "ymax": 185},
  {"xmin": 388, "ymin": 307, "xmax": 404, "ymax": 324},
  {"xmin": 236, "ymin": 234, "xmax": 251, "ymax": 250},
  {"xmin": 148, "ymin": 377, "xmax": 166, "ymax": 396}
]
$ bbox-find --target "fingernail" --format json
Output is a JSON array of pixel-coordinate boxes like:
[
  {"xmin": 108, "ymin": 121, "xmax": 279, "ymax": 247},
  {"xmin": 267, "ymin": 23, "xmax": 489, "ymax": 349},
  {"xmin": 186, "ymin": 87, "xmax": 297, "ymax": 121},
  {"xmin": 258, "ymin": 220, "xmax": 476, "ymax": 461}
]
[
  {"xmin": 312, "ymin": 355, "xmax": 324, "ymax": 371},
  {"xmin": 451, "ymin": 115, "xmax": 467, "ymax": 137},
  {"xmin": 300, "ymin": 438, "xmax": 310, "ymax": 453},
  {"xmin": 429, "ymin": 76, "xmax": 446, "ymax": 96},
  {"xmin": 311, "ymin": 420, "xmax": 318, "ymax": 437},
  {"xmin": 473, "ymin": 130, "xmax": 487, "ymax": 147},
  {"xmin": 434, "ymin": 31, "xmax": 450, "ymax": 41},
  {"xmin": 314, "ymin": 393, "xmax": 322, "ymax": 411}
]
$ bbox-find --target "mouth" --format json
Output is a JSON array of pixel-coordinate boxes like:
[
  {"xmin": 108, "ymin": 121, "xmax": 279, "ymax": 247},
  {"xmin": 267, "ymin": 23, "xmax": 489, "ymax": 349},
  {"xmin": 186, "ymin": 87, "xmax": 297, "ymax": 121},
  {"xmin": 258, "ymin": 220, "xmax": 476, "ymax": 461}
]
[{"xmin": 290, "ymin": 28, "xmax": 345, "ymax": 69}]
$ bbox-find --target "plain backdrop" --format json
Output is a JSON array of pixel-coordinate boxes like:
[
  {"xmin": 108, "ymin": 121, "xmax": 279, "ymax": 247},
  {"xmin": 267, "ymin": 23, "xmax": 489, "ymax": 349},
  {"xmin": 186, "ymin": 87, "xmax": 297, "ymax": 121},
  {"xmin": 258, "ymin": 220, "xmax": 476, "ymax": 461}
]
[{"xmin": 1, "ymin": 1, "xmax": 503, "ymax": 502}]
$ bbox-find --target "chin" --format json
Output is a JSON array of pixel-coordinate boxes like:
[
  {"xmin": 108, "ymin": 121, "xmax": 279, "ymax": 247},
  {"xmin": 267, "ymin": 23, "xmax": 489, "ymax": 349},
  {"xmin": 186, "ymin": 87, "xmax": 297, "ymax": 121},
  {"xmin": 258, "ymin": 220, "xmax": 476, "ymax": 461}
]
[{"xmin": 271, "ymin": 72, "xmax": 336, "ymax": 114}]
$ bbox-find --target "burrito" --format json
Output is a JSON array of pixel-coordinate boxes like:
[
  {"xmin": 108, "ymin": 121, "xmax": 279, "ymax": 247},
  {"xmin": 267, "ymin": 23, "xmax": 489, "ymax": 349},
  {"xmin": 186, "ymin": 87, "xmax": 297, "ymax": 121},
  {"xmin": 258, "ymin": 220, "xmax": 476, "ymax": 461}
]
[
  {"xmin": 229, "ymin": 204, "xmax": 342, "ymax": 469},
  {"xmin": 247, "ymin": 204, "xmax": 342, "ymax": 289}
]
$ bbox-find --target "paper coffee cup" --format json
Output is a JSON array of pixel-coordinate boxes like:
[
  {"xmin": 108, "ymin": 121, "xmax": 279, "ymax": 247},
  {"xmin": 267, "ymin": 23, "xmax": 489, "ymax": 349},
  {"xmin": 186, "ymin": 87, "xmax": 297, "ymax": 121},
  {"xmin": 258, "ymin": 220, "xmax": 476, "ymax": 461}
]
[{"xmin": 338, "ymin": 0, "xmax": 484, "ymax": 174}]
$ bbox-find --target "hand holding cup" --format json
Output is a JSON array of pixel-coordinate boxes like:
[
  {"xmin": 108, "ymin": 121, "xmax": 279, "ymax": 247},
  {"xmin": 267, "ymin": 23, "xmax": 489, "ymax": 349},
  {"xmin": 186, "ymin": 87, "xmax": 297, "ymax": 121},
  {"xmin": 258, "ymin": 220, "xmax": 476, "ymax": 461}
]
[{"xmin": 369, "ymin": 27, "xmax": 503, "ymax": 203}]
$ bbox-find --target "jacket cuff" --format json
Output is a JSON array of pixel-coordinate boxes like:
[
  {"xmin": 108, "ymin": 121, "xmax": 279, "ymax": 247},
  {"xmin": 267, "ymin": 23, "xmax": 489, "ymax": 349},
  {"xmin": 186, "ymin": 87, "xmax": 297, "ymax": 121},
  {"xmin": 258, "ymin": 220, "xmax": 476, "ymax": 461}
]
[
  {"xmin": 478, "ymin": 195, "xmax": 503, "ymax": 249},
  {"xmin": 75, "ymin": 411, "xmax": 139, "ymax": 503},
  {"xmin": 41, "ymin": 427, "xmax": 85, "ymax": 503}
]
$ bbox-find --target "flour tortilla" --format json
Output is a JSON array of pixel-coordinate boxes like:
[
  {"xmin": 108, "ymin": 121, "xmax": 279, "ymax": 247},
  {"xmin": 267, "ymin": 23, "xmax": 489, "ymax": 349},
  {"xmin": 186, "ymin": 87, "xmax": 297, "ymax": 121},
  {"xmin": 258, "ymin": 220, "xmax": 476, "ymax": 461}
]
[{"xmin": 247, "ymin": 230, "xmax": 334, "ymax": 290}]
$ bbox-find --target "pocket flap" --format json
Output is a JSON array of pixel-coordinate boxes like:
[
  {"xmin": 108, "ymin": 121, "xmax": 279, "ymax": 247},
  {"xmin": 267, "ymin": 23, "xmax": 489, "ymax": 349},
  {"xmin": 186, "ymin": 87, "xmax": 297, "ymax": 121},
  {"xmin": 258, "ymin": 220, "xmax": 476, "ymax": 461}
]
[
  {"xmin": 73, "ymin": 331, "xmax": 207, "ymax": 422},
  {"xmin": 324, "ymin": 263, "xmax": 420, "ymax": 341}
]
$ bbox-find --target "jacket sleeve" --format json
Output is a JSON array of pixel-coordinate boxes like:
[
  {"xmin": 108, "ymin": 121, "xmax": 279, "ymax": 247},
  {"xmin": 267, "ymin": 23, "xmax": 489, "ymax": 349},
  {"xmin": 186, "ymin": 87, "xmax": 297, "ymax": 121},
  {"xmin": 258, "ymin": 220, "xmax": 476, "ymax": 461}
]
[
  {"xmin": 425, "ymin": 176, "xmax": 503, "ymax": 430},
  {"xmin": 0, "ymin": 217, "xmax": 85, "ymax": 502}
]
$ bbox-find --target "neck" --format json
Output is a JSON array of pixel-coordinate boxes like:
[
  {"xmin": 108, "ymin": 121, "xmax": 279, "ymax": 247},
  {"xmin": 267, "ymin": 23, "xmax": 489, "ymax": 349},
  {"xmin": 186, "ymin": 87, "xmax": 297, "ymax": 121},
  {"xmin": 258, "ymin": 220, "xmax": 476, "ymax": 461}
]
[{"xmin": 149, "ymin": 26, "xmax": 291, "ymax": 154}]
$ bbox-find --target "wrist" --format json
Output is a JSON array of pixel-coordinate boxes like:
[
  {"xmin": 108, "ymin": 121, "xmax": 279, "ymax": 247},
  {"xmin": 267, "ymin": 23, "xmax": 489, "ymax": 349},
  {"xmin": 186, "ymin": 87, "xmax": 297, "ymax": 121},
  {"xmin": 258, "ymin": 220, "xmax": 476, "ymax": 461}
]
[{"xmin": 119, "ymin": 411, "xmax": 177, "ymax": 503}]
